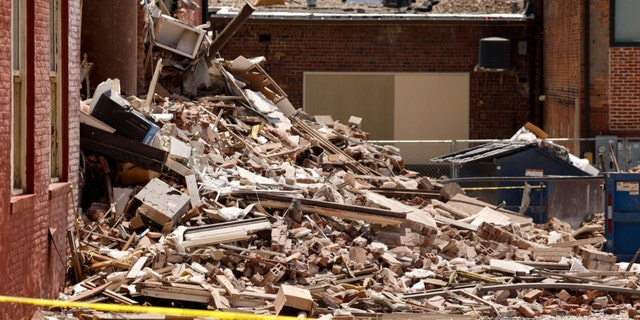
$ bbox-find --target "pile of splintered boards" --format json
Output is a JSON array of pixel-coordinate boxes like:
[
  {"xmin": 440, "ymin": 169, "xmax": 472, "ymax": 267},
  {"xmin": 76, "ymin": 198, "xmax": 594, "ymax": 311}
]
[{"xmin": 58, "ymin": 2, "xmax": 640, "ymax": 320}]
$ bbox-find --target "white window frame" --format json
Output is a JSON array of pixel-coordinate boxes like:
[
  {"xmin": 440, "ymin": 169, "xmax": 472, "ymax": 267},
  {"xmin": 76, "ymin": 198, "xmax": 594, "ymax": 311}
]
[{"xmin": 12, "ymin": 0, "xmax": 27, "ymax": 194}]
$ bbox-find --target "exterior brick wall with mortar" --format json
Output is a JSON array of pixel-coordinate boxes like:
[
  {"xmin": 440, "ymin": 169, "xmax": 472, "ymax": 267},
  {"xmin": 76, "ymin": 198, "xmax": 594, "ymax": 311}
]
[
  {"xmin": 586, "ymin": 0, "xmax": 610, "ymax": 136},
  {"xmin": 542, "ymin": 0, "xmax": 583, "ymax": 138},
  {"xmin": 610, "ymin": 47, "xmax": 640, "ymax": 133},
  {"xmin": 544, "ymin": 1, "xmax": 640, "ymax": 138},
  {"xmin": 0, "ymin": 0, "xmax": 80, "ymax": 318},
  {"xmin": 215, "ymin": 20, "xmax": 535, "ymax": 139}
]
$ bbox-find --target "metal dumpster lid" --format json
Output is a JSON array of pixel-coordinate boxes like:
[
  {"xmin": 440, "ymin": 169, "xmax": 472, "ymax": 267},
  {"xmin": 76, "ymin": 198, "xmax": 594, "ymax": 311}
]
[{"xmin": 431, "ymin": 140, "xmax": 537, "ymax": 164}]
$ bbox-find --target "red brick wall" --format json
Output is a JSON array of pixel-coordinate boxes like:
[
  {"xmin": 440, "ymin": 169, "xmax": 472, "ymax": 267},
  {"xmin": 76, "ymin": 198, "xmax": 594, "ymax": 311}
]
[
  {"xmin": 68, "ymin": 0, "xmax": 82, "ymax": 192},
  {"xmin": 215, "ymin": 20, "xmax": 535, "ymax": 139},
  {"xmin": 0, "ymin": 0, "xmax": 80, "ymax": 318},
  {"xmin": 543, "ymin": 1, "xmax": 640, "ymax": 139},
  {"xmin": 542, "ymin": 0, "xmax": 584, "ymax": 138},
  {"xmin": 587, "ymin": 0, "xmax": 610, "ymax": 136},
  {"xmin": 610, "ymin": 48, "xmax": 640, "ymax": 134}
]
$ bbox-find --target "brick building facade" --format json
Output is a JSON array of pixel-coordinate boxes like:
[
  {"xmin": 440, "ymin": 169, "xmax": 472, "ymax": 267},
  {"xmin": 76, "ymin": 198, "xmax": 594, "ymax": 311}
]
[
  {"xmin": 1, "ymin": 0, "xmax": 638, "ymax": 318},
  {"xmin": 543, "ymin": 0, "xmax": 640, "ymax": 139},
  {"xmin": 0, "ymin": 0, "xmax": 81, "ymax": 319},
  {"xmin": 211, "ymin": 13, "xmax": 540, "ymax": 139}
]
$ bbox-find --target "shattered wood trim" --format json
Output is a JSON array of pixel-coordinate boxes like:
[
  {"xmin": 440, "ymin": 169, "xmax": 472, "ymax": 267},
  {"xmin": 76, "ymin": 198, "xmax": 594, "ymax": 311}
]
[
  {"xmin": 80, "ymin": 123, "xmax": 168, "ymax": 172},
  {"xmin": 289, "ymin": 116, "xmax": 375, "ymax": 176},
  {"xmin": 183, "ymin": 217, "xmax": 272, "ymax": 240},
  {"xmin": 404, "ymin": 282, "xmax": 640, "ymax": 300},
  {"xmin": 236, "ymin": 191, "xmax": 406, "ymax": 225},
  {"xmin": 367, "ymin": 188, "xmax": 441, "ymax": 199}
]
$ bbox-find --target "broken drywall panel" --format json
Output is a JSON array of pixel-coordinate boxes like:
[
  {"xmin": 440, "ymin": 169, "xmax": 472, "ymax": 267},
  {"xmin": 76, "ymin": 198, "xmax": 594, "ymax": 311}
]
[
  {"xmin": 113, "ymin": 187, "xmax": 134, "ymax": 216},
  {"xmin": 169, "ymin": 136, "xmax": 192, "ymax": 160},
  {"xmin": 185, "ymin": 174, "xmax": 201, "ymax": 208}
]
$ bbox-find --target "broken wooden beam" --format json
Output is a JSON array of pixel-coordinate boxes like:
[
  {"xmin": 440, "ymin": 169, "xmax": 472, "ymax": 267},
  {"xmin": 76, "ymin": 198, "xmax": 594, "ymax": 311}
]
[
  {"xmin": 235, "ymin": 191, "xmax": 406, "ymax": 225},
  {"xmin": 209, "ymin": 1, "xmax": 256, "ymax": 56}
]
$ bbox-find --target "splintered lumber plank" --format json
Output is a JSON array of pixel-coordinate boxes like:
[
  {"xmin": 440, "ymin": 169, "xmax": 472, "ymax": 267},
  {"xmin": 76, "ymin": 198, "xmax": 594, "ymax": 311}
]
[
  {"xmin": 102, "ymin": 289, "xmax": 139, "ymax": 305},
  {"xmin": 81, "ymin": 313, "xmax": 167, "ymax": 319},
  {"xmin": 405, "ymin": 282, "xmax": 640, "ymax": 300},
  {"xmin": 289, "ymin": 116, "xmax": 375, "ymax": 175},
  {"xmin": 433, "ymin": 215, "xmax": 477, "ymax": 231},
  {"xmin": 81, "ymin": 281, "xmax": 139, "ymax": 305},
  {"xmin": 518, "ymin": 260, "xmax": 570, "ymax": 270},
  {"xmin": 549, "ymin": 236, "xmax": 606, "ymax": 248},
  {"xmin": 139, "ymin": 281, "xmax": 211, "ymax": 303},
  {"xmin": 236, "ymin": 191, "xmax": 405, "ymax": 225},
  {"xmin": 211, "ymin": 286, "xmax": 230, "ymax": 309},
  {"xmin": 534, "ymin": 270, "xmax": 605, "ymax": 284},
  {"xmin": 68, "ymin": 230, "xmax": 84, "ymax": 283},
  {"xmin": 490, "ymin": 259, "xmax": 534, "ymax": 275},
  {"xmin": 364, "ymin": 191, "xmax": 436, "ymax": 229},
  {"xmin": 431, "ymin": 199, "xmax": 470, "ymax": 219},
  {"xmin": 87, "ymin": 252, "xmax": 132, "ymax": 269},
  {"xmin": 530, "ymin": 247, "xmax": 572, "ymax": 262},
  {"xmin": 216, "ymin": 274, "xmax": 240, "ymax": 298},
  {"xmin": 240, "ymin": 290, "xmax": 277, "ymax": 301},
  {"xmin": 185, "ymin": 174, "xmax": 202, "ymax": 208},
  {"xmin": 127, "ymin": 256, "xmax": 149, "ymax": 279},
  {"xmin": 182, "ymin": 229, "xmax": 248, "ymax": 248},
  {"xmin": 367, "ymin": 188, "xmax": 440, "ymax": 199},
  {"xmin": 144, "ymin": 58, "xmax": 163, "ymax": 110},
  {"xmin": 68, "ymin": 281, "xmax": 112, "ymax": 302},
  {"xmin": 377, "ymin": 312, "xmax": 471, "ymax": 320},
  {"xmin": 122, "ymin": 231, "xmax": 136, "ymax": 251},
  {"xmin": 457, "ymin": 290, "xmax": 503, "ymax": 316},
  {"xmin": 446, "ymin": 193, "xmax": 532, "ymax": 226},
  {"xmin": 183, "ymin": 218, "xmax": 271, "ymax": 241}
]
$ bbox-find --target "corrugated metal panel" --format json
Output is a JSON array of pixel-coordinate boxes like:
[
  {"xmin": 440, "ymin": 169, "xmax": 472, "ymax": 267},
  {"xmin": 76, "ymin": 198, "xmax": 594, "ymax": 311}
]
[{"xmin": 431, "ymin": 141, "xmax": 535, "ymax": 164}]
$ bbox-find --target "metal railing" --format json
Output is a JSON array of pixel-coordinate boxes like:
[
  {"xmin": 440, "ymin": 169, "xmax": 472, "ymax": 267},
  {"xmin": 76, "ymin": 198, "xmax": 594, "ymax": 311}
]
[{"xmin": 369, "ymin": 137, "xmax": 640, "ymax": 179}]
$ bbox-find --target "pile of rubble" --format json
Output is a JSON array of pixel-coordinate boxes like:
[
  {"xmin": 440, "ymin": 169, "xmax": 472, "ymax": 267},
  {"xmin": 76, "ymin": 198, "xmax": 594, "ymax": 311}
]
[{"xmin": 48, "ymin": 2, "xmax": 640, "ymax": 320}]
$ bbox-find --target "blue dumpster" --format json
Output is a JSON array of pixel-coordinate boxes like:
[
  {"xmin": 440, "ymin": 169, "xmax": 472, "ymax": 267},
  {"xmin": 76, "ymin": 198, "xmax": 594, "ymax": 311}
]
[
  {"xmin": 433, "ymin": 141, "xmax": 602, "ymax": 226},
  {"xmin": 604, "ymin": 172, "xmax": 640, "ymax": 261}
]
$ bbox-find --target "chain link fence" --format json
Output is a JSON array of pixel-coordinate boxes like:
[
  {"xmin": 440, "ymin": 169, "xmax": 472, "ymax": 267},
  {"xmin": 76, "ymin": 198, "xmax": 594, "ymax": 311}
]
[{"xmin": 370, "ymin": 137, "xmax": 640, "ymax": 179}]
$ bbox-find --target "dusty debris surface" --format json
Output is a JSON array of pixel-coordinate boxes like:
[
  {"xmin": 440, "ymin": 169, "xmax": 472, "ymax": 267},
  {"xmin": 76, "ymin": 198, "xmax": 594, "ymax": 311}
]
[
  {"xmin": 45, "ymin": 1, "xmax": 640, "ymax": 320},
  {"xmin": 210, "ymin": 0, "xmax": 522, "ymax": 14}
]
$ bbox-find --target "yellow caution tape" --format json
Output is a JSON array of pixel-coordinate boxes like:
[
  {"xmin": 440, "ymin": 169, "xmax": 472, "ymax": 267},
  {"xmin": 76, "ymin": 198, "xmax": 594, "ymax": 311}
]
[{"xmin": 0, "ymin": 295, "xmax": 312, "ymax": 320}]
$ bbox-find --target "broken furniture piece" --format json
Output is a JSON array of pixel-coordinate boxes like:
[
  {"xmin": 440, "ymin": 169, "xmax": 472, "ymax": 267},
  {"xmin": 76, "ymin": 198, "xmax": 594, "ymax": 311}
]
[
  {"xmin": 153, "ymin": 14, "xmax": 206, "ymax": 59},
  {"xmin": 91, "ymin": 90, "xmax": 160, "ymax": 145},
  {"xmin": 80, "ymin": 123, "xmax": 167, "ymax": 172},
  {"xmin": 227, "ymin": 56, "xmax": 296, "ymax": 116},
  {"xmin": 126, "ymin": 178, "xmax": 191, "ymax": 232}
]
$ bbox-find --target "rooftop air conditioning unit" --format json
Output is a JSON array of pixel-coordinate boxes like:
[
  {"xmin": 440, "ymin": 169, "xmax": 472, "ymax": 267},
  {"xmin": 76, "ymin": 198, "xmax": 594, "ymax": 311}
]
[{"xmin": 479, "ymin": 37, "xmax": 511, "ymax": 70}]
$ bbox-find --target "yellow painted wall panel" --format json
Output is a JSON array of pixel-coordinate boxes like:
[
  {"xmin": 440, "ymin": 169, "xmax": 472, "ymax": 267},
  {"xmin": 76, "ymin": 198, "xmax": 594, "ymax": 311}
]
[{"xmin": 304, "ymin": 73, "xmax": 395, "ymax": 140}]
